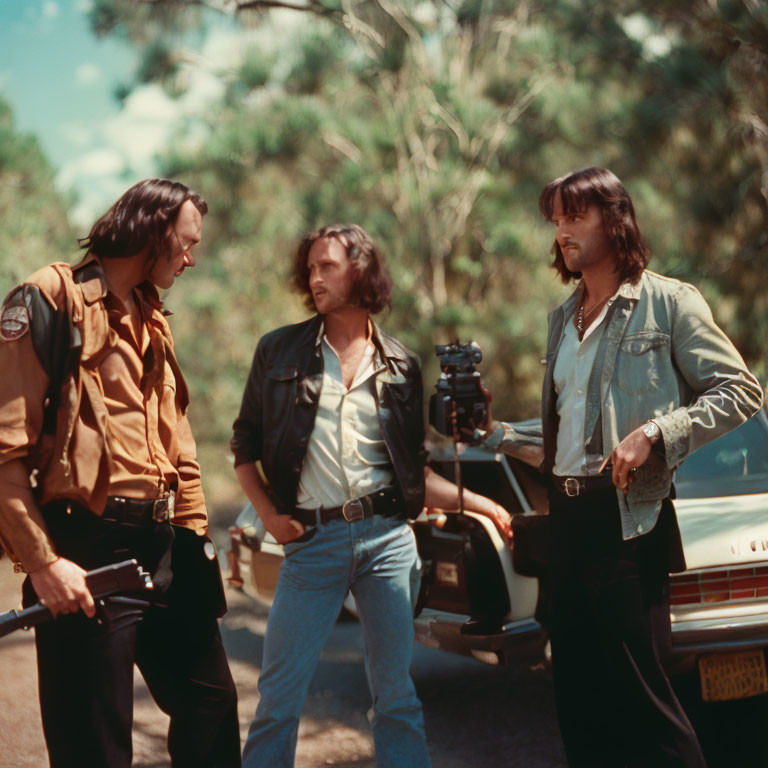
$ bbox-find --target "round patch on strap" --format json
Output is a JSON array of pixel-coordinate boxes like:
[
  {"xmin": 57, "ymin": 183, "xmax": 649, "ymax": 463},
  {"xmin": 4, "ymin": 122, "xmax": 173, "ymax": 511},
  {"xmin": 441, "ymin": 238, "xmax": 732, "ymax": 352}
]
[{"xmin": 0, "ymin": 303, "xmax": 30, "ymax": 341}]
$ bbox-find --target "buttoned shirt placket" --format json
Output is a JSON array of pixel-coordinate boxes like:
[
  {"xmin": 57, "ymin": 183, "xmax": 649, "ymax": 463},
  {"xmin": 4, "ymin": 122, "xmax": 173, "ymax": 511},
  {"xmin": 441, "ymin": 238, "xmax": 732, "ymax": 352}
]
[
  {"xmin": 553, "ymin": 296, "xmax": 615, "ymax": 477},
  {"xmin": 296, "ymin": 330, "xmax": 392, "ymax": 510},
  {"xmin": 103, "ymin": 292, "xmax": 169, "ymax": 497}
]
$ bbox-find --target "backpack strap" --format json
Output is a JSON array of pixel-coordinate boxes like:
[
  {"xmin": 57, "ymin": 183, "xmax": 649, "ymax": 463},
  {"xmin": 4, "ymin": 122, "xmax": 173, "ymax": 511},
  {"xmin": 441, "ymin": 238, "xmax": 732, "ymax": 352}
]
[{"xmin": 21, "ymin": 285, "xmax": 82, "ymax": 434}]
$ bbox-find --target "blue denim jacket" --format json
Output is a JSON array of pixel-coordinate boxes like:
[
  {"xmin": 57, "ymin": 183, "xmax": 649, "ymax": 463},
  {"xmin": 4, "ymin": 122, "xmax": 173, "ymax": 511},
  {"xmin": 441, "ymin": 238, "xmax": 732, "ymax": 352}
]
[{"xmin": 542, "ymin": 270, "xmax": 763, "ymax": 540}]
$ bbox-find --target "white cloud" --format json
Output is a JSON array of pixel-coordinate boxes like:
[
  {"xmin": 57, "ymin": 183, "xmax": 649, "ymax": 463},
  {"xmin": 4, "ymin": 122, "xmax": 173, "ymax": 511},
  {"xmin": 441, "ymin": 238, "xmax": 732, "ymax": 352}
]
[
  {"xmin": 75, "ymin": 62, "xmax": 103, "ymax": 86},
  {"xmin": 42, "ymin": 2, "xmax": 59, "ymax": 19},
  {"xmin": 178, "ymin": 68, "xmax": 226, "ymax": 112},
  {"xmin": 200, "ymin": 27, "xmax": 253, "ymax": 70},
  {"xmin": 53, "ymin": 20, "xmax": 275, "ymax": 226},
  {"xmin": 59, "ymin": 121, "xmax": 98, "ymax": 148},
  {"xmin": 199, "ymin": 13, "xmax": 309, "ymax": 71},
  {"xmin": 101, "ymin": 84, "xmax": 178, "ymax": 173},
  {"xmin": 68, "ymin": 176, "xmax": 140, "ymax": 231},
  {"xmin": 58, "ymin": 148, "xmax": 125, "ymax": 188},
  {"xmin": 56, "ymin": 80, "xmax": 216, "ymax": 224},
  {"xmin": 100, "ymin": 76, "xmax": 224, "ymax": 173},
  {"xmin": 76, "ymin": 0, "xmax": 94, "ymax": 13}
]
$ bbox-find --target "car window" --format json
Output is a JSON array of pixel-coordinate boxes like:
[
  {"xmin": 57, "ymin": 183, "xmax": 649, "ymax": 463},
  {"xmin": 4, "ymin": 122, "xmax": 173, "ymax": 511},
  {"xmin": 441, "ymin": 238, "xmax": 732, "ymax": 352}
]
[{"xmin": 675, "ymin": 410, "xmax": 768, "ymax": 498}]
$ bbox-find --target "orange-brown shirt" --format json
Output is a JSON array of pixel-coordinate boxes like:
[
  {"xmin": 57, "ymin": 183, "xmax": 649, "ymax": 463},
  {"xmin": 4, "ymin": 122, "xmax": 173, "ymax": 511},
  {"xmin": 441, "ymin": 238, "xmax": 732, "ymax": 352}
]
[
  {"xmin": 0, "ymin": 257, "xmax": 208, "ymax": 573},
  {"xmin": 101, "ymin": 292, "xmax": 178, "ymax": 499}
]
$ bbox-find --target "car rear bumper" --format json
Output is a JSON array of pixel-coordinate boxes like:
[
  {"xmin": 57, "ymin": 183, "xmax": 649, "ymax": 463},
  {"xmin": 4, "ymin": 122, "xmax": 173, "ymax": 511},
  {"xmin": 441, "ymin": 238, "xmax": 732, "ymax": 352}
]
[
  {"xmin": 414, "ymin": 609, "xmax": 548, "ymax": 666},
  {"xmin": 416, "ymin": 606, "xmax": 768, "ymax": 671},
  {"xmin": 670, "ymin": 610, "xmax": 768, "ymax": 664},
  {"xmin": 663, "ymin": 601, "xmax": 768, "ymax": 674}
]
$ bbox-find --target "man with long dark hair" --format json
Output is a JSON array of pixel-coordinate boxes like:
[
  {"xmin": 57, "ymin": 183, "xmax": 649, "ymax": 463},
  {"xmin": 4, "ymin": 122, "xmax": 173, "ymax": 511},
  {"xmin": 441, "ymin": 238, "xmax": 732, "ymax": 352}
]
[
  {"xmin": 515, "ymin": 167, "xmax": 761, "ymax": 766},
  {"xmin": 0, "ymin": 179, "xmax": 240, "ymax": 767},
  {"xmin": 232, "ymin": 224, "xmax": 509, "ymax": 767}
]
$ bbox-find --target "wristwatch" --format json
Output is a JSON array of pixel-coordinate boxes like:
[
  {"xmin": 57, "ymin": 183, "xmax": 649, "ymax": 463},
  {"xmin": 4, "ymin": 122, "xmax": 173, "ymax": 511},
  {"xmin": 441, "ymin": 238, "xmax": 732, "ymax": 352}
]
[{"xmin": 642, "ymin": 420, "xmax": 662, "ymax": 445}]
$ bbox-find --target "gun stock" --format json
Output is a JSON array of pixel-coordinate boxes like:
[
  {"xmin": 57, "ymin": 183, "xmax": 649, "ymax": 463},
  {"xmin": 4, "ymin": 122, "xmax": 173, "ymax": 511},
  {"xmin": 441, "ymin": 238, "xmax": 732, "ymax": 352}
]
[{"xmin": 0, "ymin": 559, "xmax": 153, "ymax": 640}]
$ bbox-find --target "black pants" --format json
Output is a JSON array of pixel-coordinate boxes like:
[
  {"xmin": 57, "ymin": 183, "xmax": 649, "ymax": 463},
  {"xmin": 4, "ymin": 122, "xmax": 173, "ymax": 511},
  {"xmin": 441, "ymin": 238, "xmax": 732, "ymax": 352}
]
[
  {"xmin": 547, "ymin": 488, "xmax": 706, "ymax": 768},
  {"xmin": 24, "ymin": 504, "xmax": 241, "ymax": 768}
]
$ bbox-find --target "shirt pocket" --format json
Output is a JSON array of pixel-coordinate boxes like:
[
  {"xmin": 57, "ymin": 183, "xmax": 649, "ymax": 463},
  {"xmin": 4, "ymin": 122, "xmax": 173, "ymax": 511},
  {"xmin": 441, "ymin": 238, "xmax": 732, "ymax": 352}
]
[
  {"xmin": 263, "ymin": 365, "xmax": 300, "ymax": 458},
  {"xmin": 615, "ymin": 331, "xmax": 672, "ymax": 395}
]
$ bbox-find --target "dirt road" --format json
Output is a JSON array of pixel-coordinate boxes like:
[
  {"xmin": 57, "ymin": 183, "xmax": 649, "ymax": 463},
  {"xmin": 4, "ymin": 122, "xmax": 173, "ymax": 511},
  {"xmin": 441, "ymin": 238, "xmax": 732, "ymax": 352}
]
[
  {"xmin": 4, "ymin": 544, "xmax": 768, "ymax": 767},
  {"xmin": 0, "ymin": 552, "xmax": 567, "ymax": 768}
]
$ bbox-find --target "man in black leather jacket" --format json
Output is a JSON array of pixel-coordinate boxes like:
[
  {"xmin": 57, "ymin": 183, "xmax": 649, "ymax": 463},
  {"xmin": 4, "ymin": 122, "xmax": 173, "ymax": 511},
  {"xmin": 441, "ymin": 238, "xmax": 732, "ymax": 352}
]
[
  {"xmin": 232, "ymin": 224, "xmax": 508, "ymax": 768},
  {"xmin": 232, "ymin": 313, "xmax": 427, "ymax": 520}
]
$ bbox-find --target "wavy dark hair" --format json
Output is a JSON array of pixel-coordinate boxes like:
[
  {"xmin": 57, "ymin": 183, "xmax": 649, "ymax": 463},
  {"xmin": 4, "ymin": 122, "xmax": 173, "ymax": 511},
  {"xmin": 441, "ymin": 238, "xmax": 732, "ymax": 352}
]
[
  {"xmin": 539, "ymin": 167, "xmax": 649, "ymax": 284},
  {"xmin": 78, "ymin": 178, "xmax": 207, "ymax": 261},
  {"xmin": 292, "ymin": 224, "xmax": 392, "ymax": 314}
]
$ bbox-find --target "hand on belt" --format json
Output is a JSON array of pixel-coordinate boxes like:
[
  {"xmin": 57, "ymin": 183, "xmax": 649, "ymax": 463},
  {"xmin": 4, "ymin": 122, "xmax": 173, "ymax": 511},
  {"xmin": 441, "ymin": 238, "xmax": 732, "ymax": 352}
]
[
  {"xmin": 101, "ymin": 491, "xmax": 176, "ymax": 525},
  {"xmin": 551, "ymin": 474, "xmax": 614, "ymax": 497},
  {"xmin": 291, "ymin": 487, "xmax": 403, "ymax": 526}
]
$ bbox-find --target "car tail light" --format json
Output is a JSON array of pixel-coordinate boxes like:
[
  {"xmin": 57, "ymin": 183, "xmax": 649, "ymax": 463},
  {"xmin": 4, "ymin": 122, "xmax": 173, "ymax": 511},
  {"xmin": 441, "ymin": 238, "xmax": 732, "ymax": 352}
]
[{"xmin": 670, "ymin": 565, "xmax": 768, "ymax": 606}]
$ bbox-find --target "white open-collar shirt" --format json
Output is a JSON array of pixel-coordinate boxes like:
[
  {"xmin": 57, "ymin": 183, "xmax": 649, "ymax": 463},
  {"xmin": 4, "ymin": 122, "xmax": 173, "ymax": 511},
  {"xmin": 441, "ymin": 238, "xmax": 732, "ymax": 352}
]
[{"xmin": 295, "ymin": 325, "xmax": 395, "ymax": 510}]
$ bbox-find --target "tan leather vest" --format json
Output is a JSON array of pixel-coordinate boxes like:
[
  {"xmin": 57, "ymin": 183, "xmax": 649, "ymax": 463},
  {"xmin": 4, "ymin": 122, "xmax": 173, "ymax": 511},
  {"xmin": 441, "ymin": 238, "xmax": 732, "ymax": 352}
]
[{"xmin": 29, "ymin": 258, "xmax": 190, "ymax": 515}]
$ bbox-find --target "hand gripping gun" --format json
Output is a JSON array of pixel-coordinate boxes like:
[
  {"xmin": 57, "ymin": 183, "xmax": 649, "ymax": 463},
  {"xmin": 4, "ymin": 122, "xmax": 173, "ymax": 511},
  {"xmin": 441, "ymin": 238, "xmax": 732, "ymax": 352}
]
[{"xmin": 0, "ymin": 559, "xmax": 153, "ymax": 639}]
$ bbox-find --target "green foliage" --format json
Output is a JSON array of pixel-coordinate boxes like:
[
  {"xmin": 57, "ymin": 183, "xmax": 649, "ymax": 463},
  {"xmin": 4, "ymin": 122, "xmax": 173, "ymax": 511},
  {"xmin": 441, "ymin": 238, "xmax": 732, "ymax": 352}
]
[
  {"xmin": 79, "ymin": 0, "xmax": 768, "ymax": 508},
  {"xmin": 136, "ymin": 40, "xmax": 179, "ymax": 84},
  {"xmin": 237, "ymin": 50, "xmax": 273, "ymax": 91}
]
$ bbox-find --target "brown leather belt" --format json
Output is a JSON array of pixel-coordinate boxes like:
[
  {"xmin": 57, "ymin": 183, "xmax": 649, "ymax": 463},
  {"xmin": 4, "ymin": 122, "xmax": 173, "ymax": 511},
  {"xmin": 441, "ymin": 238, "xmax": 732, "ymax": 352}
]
[
  {"xmin": 551, "ymin": 474, "xmax": 614, "ymax": 497},
  {"xmin": 291, "ymin": 486, "xmax": 403, "ymax": 526},
  {"xmin": 101, "ymin": 491, "xmax": 176, "ymax": 525}
]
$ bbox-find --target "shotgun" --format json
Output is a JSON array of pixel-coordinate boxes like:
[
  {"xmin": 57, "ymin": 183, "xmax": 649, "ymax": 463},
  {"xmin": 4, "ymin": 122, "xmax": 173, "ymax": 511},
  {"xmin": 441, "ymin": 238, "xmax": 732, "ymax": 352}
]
[{"xmin": 0, "ymin": 559, "xmax": 153, "ymax": 639}]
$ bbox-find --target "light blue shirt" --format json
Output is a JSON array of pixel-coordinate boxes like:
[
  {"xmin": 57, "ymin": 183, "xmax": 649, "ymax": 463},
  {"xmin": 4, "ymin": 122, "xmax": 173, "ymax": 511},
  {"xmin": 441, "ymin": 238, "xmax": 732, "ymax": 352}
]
[{"xmin": 552, "ymin": 298, "xmax": 613, "ymax": 476}]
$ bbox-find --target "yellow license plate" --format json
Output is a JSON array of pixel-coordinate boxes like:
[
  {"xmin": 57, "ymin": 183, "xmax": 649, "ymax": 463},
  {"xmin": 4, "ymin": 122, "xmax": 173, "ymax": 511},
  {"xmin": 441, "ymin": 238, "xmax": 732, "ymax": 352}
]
[{"xmin": 699, "ymin": 650, "xmax": 768, "ymax": 702}]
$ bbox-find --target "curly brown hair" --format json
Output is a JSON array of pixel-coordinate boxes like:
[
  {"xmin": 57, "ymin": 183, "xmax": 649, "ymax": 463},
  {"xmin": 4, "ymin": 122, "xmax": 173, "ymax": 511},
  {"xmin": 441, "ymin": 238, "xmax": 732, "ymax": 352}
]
[
  {"xmin": 539, "ymin": 167, "xmax": 650, "ymax": 285},
  {"xmin": 79, "ymin": 178, "xmax": 207, "ymax": 261},
  {"xmin": 292, "ymin": 224, "xmax": 392, "ymax": 314}
]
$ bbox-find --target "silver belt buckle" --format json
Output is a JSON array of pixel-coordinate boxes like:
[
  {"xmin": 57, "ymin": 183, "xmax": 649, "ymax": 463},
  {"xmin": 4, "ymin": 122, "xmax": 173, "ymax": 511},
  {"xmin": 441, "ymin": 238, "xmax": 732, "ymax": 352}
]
[
  {"xmin": 342, "ymin": 499, "xmax": 365, "ymax": 522},
  {"xmin": 152, "ymin": 490, "xmax": 175, "ymax": 522},
  {"xmin": 563, "ymin": 477, "xmax": 581, "ymax": 497}
]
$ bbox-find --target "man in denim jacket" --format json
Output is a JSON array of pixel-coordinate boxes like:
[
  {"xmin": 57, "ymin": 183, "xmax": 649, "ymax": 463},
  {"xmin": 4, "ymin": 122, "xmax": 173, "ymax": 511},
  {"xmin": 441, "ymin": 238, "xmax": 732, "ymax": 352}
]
[{"xmin": 492, "ymin": 167, "xmax": 763, "ymax": 766}]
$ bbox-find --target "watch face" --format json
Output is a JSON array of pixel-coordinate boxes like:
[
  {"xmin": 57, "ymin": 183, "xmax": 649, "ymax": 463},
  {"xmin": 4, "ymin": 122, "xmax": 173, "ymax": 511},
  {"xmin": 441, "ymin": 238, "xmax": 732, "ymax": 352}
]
[{"xmin": 644, "ymin": 422, "xmax": 660, "ymax": 442}]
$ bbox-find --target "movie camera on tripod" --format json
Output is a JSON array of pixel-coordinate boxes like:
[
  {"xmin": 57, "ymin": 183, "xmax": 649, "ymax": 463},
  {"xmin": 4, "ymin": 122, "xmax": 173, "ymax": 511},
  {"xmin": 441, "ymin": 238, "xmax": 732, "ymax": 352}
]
[{"xmin": 429, "ymin": 341, "xmax": 490, "ymax": 438}]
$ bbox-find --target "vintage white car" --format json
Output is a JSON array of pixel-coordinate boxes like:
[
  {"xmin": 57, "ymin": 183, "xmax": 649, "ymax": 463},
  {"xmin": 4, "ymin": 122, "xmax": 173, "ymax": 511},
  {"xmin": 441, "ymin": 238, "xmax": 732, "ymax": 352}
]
[{"xmin": 227, "ymin": 410, "xmax": 768, "ymax": 706}]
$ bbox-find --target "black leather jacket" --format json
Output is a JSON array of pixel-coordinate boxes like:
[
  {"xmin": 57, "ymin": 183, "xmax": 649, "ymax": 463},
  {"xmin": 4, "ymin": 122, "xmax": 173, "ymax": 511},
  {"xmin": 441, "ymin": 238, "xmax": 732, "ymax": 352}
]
[{"xmin": 231, "ymin": 315, "xmax": 427, "ymax": 518}]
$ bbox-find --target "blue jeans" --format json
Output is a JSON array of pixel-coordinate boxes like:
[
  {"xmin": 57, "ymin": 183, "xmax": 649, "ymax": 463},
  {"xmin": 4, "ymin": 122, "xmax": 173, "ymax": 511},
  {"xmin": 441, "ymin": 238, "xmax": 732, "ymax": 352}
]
[{"xmin": 242, "ymin": 514, "xmax": 431, "ymax": 768}]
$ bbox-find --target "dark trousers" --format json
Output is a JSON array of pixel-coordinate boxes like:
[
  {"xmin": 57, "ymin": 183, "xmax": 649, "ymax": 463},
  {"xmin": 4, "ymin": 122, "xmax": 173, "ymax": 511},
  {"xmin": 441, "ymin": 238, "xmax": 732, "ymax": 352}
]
[
  {"xmin": 24, "ymin": 504, "xmax": 241, "ymax": 768},
  {"xmin": 547, "ymin": 487, "xmax": 706, "ymax": 768}
]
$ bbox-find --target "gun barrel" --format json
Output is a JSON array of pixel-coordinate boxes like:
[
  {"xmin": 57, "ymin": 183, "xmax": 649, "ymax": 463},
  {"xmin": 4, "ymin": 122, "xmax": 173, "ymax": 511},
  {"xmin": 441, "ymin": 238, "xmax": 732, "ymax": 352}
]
[
  {"xmin": 0, "ymin": 604, "xmax": 53, "ymax": 639},
  {"xmin": 0, "ymin": 559, "xmax": 152, "ymax": 640}
]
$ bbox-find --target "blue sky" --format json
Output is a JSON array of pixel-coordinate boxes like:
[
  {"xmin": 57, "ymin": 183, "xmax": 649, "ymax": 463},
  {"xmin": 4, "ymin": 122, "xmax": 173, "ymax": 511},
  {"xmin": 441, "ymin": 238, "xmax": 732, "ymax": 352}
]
[
  {"xmin": 1, "ymin": 1, "xmax": 138, "ymax": 225},
  {"xmin": 0, "ymin": 0, "xmax": 290, "ymax": 228}
]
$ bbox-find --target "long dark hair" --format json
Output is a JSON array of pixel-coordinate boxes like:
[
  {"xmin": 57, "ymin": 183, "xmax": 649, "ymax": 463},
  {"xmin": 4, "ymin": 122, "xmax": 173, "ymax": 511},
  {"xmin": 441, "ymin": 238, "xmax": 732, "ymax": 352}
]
[
  {"xmin": 79, "ymin": 178, "xmax": 207, "ymax": 260},
  {"xmin": 292, "ymin": 224, "xmax": 392, "ymax": 314},
  {"xmin": 539, "ymin": 167, "xmax": 649, "ymax": 284}
]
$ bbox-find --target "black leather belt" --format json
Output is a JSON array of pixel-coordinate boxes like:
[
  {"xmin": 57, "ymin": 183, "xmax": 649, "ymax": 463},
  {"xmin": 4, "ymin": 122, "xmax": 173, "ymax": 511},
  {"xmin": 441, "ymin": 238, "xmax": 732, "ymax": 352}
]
[
  {"xmin": 291, "ymin": 487, "xmax": 403, "ymax": 526},
  {"xmin": 551, "ymin": 474, "xmax": 614, "ymax": 497},
  {"xmin": 101, "ymin": 491, "xmax": 176, "ymax": 525}
]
